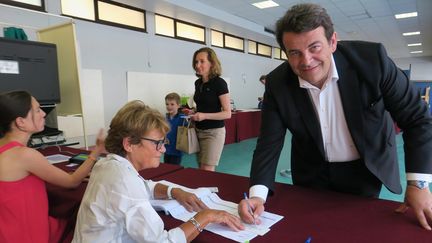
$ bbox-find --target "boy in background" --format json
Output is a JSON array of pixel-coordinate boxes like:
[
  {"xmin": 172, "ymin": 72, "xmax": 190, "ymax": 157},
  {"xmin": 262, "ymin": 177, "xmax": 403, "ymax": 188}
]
[{"xmin": 164, "ymin": 92, "xmax": 184, "ymax": 165}]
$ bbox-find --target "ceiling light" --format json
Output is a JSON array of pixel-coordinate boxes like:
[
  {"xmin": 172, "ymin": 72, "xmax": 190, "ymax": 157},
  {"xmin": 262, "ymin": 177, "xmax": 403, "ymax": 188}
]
[
  {"xmin": 395, "ymin": 12, "xmax": 418, "ymax": 19},
  {"xmin": 403, "ymin": 31, "xmax": 420, "ymax": 36},
  {"xmin": 407, "ymin": 43, "xmax": 422, "ymax": 47},
  {"xmin": 410, "ymin": 51, "xmax": 423, "ymax": 54},
  {"xmin": 252, "ymin": 0, "xmax": 279, "ymax": 9}
]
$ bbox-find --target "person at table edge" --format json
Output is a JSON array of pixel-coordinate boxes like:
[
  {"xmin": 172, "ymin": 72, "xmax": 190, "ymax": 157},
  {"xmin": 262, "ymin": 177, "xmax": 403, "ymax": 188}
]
[{"xmin": 238, "ymin": 3, "xmax": 432, "ymax": 230}]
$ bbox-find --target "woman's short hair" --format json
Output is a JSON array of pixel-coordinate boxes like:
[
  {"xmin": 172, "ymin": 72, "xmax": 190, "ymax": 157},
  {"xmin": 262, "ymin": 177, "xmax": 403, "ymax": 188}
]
[
  {"xmin": 105, "ymin": 100, "xmax": 170, "ymax": 156},
  {"xmin": 192, "ymin": 47, "xmax": 222, "ymax": 79},
  {"xmin": 275, "ymin": 3, "xmax": 334, "ymax": 52},
  {"xmin": 0, "ymin": 90, "xmax": 32, "ymax": 137}
]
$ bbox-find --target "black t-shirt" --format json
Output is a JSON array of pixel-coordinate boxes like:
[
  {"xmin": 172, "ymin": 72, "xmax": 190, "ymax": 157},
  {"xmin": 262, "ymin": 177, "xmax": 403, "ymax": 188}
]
[{"xmin": 193, "ymin": 76, "xmax": 229, "ymax": 129}]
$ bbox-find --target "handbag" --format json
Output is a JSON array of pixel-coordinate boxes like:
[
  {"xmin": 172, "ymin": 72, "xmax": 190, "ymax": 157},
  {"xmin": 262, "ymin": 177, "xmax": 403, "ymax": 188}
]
[{"xmin": 176, "ymin": 119, "xmax": 200, "ymax": 154}]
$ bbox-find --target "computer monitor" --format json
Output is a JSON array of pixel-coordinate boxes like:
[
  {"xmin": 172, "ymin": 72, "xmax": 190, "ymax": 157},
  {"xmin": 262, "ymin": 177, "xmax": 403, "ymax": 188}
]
[{"xmin": 0, "ymin": 37, "xmax": 60, "ymax": 104}]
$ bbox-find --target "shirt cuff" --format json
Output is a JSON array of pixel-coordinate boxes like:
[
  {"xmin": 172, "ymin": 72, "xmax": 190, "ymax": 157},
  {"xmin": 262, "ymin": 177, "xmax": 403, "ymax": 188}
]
[
  {"xmin": 406, "ymin": 173, "xmax": 432, "ymax": 182},
  {"xmin": 249, "ymin": 185, "xmax": 268, "ymax": 203}
]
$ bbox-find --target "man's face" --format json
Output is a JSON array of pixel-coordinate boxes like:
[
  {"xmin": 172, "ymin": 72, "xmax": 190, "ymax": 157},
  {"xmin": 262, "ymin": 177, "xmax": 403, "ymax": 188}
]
[{"xmin": 283, "ymin": 26, "xmax": 337, "ymax": 88}]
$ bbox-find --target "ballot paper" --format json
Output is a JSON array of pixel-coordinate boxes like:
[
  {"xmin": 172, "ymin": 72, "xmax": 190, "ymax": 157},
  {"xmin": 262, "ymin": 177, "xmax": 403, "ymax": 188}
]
[
  {"xmin": 152, "ymin": 180, "xmax": 283, "ymax": 242},
  {"xmin": 45, "ymin": 154, "xmax": 71, "ymax": 164}
]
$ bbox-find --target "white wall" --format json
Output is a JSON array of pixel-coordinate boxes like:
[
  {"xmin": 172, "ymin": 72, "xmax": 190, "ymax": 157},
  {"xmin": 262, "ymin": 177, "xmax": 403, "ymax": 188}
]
[
  {"xmin": 393, "ymin": 56, "xmax": 432, "ymax": 81},
  {"xmin": 1, "ymin": 1, "xmax": 431, "ymax": 129}
]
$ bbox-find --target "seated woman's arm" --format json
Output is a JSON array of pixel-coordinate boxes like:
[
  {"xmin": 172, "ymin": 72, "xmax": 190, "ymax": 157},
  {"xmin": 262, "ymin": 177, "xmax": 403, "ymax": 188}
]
[{"xmin": 23, "ymin": 131, "xmax": 105, "ymax": 188}]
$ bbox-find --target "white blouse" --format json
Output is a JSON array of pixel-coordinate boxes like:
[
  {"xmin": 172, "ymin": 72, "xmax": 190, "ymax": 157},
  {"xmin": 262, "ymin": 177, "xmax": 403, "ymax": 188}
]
[{"xmin": 72, "ymin": 154, "xmax": 186, "ymax": 243}]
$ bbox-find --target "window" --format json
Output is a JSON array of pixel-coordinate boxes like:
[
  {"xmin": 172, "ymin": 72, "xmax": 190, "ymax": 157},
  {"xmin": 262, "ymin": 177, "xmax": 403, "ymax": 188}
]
[
  {"xmin": 248, "ymin": 40, "xmax": 271, "ymax": 58},
  {"xmin": 97, "ymin": 1, "xmax": 145, "ymax": 31},
  {"xmin": 176, "ymin": 21, "xmax": 205, "ymax": 43},
  {"xmin": 281, "ymin": 51, "xmax": 287, "ymax": 60},
  {"xmin": 0, "ymin": 0, "xmax": 44, "ymax": 11},
  {"xmin": 211, "ymin": 30, "xmax": 223, "ymax": 47},
  {"xmin": 61, "ymin": 0, "xmax": 146, "ymax": 32},
  {"xmin": 155, "ymin": 15, "xmax": 174, "ymax": 37},
  {"xmin": 274, "ymin": 47, "xmax": 281, "ymax": 59},
  {"xmin": 248, "ymin": 40, "xmax": 257, "ymax": 54},
  {"xmin": 273, "ymin": 47, "xmax": 287, "ymax": 60},
  {"xmin": 257, "ymin": 43, "xmax": 271, "ymax": 57},
  {"xmin": 155, "ymin": 14, "xmax": 205, "ymax": 44},
  {"xmin": 211, "ymin": 30, "xmax": 244, "ymax": 52},
  {"xmin": 61, "ymin": 0, "xmax": 95, "ymax": 21}
]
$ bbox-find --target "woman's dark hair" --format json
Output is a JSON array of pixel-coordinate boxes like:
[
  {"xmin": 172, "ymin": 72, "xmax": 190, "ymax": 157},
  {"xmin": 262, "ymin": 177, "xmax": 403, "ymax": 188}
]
[
  {"xmin": 275, "ymin": 3, "xmax": 334, "ymax": 52},
  {"xmin": 0, "ymin": 90, "xmax": 32, "ymax": 137}
]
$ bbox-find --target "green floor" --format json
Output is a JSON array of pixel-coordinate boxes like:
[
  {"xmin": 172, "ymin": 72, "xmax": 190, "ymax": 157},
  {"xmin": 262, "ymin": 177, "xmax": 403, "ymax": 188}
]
[{"xmin": 176, "ymin": 133, "xmax": 410, "ymax": 202}]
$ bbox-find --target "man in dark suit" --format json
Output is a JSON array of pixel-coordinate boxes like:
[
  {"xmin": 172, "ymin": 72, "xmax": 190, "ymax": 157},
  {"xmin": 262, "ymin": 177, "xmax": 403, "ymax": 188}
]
[{"xmin": 238, "ymin": 3, "xmax": 432, "ymax": 230}]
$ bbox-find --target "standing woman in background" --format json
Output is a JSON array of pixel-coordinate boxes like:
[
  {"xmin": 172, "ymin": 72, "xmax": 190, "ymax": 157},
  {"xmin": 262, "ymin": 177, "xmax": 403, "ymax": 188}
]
[
  {"xmin": 0, "ymin": 90, "xmax": 105, "ymax": 243},
  {"xmin": 191, "ymin": 47, "xmax": 231, "ymax": 171}
]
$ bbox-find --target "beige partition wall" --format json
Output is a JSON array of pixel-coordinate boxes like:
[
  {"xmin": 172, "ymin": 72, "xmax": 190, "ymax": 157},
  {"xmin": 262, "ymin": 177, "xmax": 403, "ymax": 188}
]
[
  {"xmin": 37, "ymin": 22, "xmax": 88, "ymax": 147},
  {"xmin": 37, "ymin": 22, "xmax": 83, "ymax": 115}
]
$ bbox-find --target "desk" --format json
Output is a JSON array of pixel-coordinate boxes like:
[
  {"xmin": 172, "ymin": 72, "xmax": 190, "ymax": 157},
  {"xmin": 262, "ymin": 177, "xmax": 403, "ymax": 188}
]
[
  {"xmin": 154, "ymin": 168, "xmax": 429, "ymax": 243},
  {"xmin": 41, "ymin": 146, "xmax": 183, "ymax": 218},
  {"xmin": 224, "ymin": 109, "xmax": 261, "ymax": 144},
  {"xmin": 236, "ymin": 109, "xmax": 261, "ymax": 142},
  {"xmin": 224, "ymin": 112, "xmax": 237, "ymax": 144}
]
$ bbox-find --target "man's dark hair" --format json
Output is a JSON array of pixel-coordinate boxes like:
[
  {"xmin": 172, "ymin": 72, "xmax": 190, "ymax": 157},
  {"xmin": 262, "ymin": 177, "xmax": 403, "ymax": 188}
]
[{"xmin": 275, "ymin": 3, "xmax": 334, "ymax": 52}]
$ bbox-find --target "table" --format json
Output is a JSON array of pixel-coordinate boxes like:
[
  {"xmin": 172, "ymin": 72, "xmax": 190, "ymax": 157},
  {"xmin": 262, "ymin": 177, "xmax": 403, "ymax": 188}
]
[
  {"xmin": 40, "ymin": 146, "xmax": 183, "ymax": 218},
  {"xmin": 224, "ymin": 109, "xmax": 262, "ymax": 144},
  {"xmin": 224, "ymin": 112, "xmax": 237, "ymax": 144},
  {"xmin": 236, "ymin": 109, "xmax": 261, "ymax": 142},
  {"xmin": 154, "ymin": 168, "xmax": 430, "ymax": 243}
]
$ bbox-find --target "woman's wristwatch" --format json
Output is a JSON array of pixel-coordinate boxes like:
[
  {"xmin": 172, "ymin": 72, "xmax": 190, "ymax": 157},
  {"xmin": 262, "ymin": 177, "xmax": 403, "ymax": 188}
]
[{"xmin": 407, "ymin": 180, "xmax": 429, "ymax": 189}]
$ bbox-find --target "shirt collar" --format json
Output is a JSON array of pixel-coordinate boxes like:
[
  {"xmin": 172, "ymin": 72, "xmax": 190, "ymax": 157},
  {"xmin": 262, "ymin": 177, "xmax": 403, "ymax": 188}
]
[
  {"xmin": 107, "ymin": 153, "xmax": 140, "ymax": 176},
  {"xmin": 298, "ymin": 55, "xmax": 339, "ymax": 89}
]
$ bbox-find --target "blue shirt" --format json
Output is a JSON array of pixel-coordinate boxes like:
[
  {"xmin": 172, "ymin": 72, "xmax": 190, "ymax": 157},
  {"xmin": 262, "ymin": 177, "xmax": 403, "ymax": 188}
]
[{"xmin": 165, "ymin": 113, "xmax": 184, "ymax": 157}]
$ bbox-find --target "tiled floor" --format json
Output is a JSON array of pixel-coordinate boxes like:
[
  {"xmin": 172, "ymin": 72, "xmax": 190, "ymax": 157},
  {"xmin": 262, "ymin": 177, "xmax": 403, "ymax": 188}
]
[{"xmin": 179, "ymin": 133, "xmax": 409, "ymax": 202}]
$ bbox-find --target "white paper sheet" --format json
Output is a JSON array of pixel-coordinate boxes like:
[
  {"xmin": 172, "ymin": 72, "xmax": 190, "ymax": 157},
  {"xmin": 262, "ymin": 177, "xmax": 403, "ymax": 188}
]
[
  {"xmin": 151, "ymin": 181, "xmax": 283, "ymax": 242},
  {"xmin": 45, "ymin": 154, "xmax": 71, "ymax": 164}
]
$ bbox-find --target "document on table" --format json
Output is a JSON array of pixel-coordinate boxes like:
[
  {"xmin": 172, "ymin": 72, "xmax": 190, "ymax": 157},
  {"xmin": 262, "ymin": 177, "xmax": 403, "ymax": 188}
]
[
  {"xmin": 152, "ymin": 180, "xmax": 284, "ymax": 242},
  {"xmin": 45, "ymin": 154, "xmax": 71, "ymax": 164}
]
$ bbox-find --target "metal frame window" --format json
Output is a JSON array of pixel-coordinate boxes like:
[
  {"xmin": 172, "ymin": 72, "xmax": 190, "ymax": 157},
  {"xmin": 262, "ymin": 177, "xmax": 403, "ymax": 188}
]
[
  {"xmin": 273, "ymin": 47, "xmax": 287, "ymax": 60},
  {"xmin": 248, "ymin": 39, "xmax": 271, "ymax": 58},
  {"xmin": 211, "ymin": 29, "xmax": 244, "ymax": 52},
  {"xmin": 61, "ymin": 0, "xmax": 146, "ymax": 32},
  {"xmin": 0, "ymin": 0, "xmax": 45, "ymax": 11},
  {"xmin": 155, "ymin": 14, "xmax": 205, "ymax": 44}
]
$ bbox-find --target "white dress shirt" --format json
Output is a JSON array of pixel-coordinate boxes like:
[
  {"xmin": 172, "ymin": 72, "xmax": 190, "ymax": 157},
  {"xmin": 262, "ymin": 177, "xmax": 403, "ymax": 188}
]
[
  {"xmin": 250, "ymin": 56, "xmax": 431, "ymax": 202},
  {"xmin": 72, "ymin": 154, "xmax": 186, "ymax": 243}
]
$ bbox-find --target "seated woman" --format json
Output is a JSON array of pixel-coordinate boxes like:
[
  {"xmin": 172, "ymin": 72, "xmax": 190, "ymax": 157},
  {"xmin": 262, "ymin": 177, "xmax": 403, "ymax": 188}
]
[
  {"xmin": 73, "ymin": 100, "xmax": 244, "ymax": 242},
  {"xmin": 0, "ymin": 90, "xmax": 105, "ymax": 243}
]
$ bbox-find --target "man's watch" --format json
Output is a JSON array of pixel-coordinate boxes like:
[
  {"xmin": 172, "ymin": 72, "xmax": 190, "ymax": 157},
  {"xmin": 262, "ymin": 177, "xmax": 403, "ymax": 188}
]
[{"xmin": 407, "ymin": 180, "xmax": 429, "ymax": 189}]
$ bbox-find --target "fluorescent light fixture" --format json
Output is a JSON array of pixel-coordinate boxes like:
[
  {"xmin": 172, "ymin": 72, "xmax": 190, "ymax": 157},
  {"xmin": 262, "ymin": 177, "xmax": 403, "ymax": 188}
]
[
  {"xmin": 407, "ymin": 43, "xmax": 422, "ymax": 47},
  {"xmin": 395, "ymin": 12, "xmax": 417, "ymax": 19},
  {"xmin": 410, "ymin": 51, "xmax": 423, "ymax": 54},
  {"xmin": 252, "ymin": 0, "xmax": 279, "ymax": 9},
  {"xmin": 403, "ymin": 31, "xmax": 420, "ymax": 36}
]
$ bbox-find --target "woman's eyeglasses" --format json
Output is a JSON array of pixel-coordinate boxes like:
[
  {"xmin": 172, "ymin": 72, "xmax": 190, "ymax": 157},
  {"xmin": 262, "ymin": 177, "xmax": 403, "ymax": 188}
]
[{"xmin": 141, "ymin": 137, "xmax": 168, "ymax": 151}]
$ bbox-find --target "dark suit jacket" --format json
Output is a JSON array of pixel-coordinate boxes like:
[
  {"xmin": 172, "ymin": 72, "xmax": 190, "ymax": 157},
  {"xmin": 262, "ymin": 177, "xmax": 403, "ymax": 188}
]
[{"xmin": 250, "ymin": 41, "xmax": 432, "ymax": 194}]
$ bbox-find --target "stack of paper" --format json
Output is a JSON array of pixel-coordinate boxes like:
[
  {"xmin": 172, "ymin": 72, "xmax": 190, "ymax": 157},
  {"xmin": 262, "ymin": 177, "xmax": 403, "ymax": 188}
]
[{"xmin": 152, "ymin": 180, "xmax": 283, "ymax": 242}]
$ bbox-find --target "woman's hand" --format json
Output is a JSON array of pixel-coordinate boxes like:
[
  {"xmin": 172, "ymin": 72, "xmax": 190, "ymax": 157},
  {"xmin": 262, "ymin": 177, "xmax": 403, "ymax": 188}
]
[
  {"xmin": 198, "ymin": 209, "xmax": 245, "ymax": 231},
  {"xmin": 190, "ymin": 112, "xmax": 206, "ymax": 122},
  {"xmin": 94, "ymin": 129, "xmax": 106, "ymax": 153},
  {"xmin": 172, "ymin": 188, "xmax": 208, "ymax": 212}
]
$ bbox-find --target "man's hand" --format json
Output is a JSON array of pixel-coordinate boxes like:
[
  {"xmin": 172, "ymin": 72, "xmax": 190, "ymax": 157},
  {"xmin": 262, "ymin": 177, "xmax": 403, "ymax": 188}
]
[
  {"xmin": 395, "ymin": 185, "xmax": 432, "ymax": 230},
  {"xmin": 238, "ymin": 197, "xmax": 265, "ymax": 224}
]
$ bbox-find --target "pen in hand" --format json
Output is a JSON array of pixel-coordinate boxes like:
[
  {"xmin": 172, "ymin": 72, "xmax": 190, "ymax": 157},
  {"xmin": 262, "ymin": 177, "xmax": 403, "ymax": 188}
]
[{"xmin": 243, "ymin": 192, "xmax": 257, "ymax": 226}]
